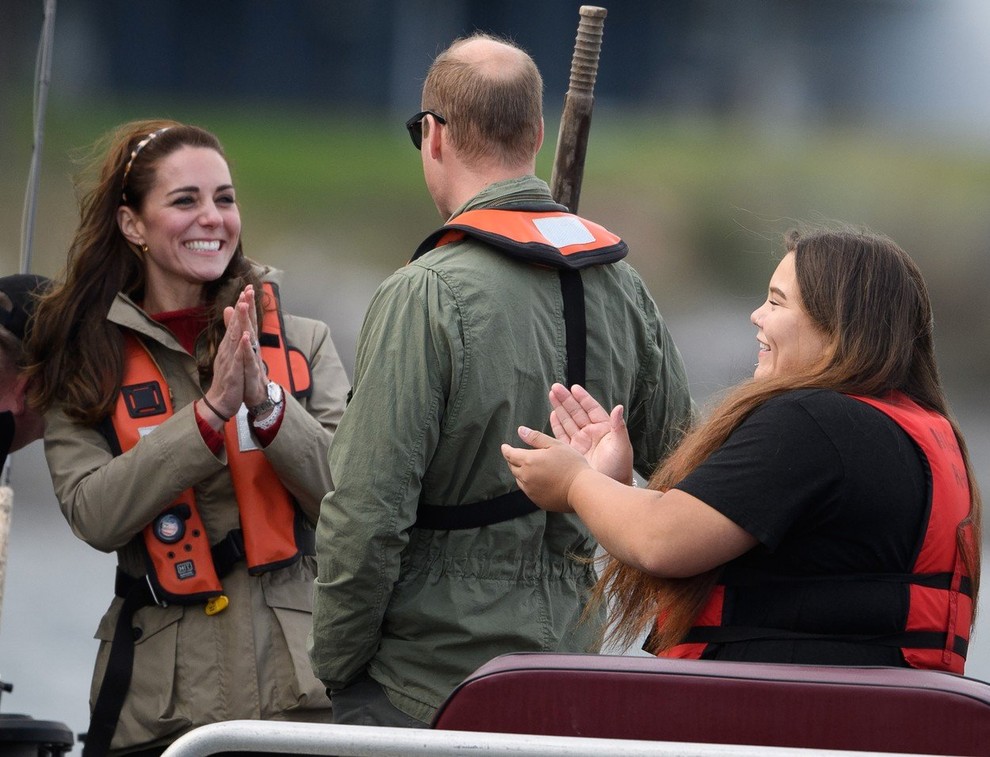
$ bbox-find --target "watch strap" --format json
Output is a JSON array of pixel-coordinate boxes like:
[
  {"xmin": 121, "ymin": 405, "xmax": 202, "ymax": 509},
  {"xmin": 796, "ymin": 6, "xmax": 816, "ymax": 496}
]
[
  {"xmin": 247, "ymin": 381, "xmax": 283, "ymax": 418},
  {"xmin": 251, "ymin": 398, "xmax": 284, "ymax": 431}
]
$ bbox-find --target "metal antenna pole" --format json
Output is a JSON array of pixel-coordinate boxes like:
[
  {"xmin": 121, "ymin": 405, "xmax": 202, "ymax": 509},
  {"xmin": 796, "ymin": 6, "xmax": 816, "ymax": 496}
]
[
  {"xmin": 19, "ymin": 0, "xmax": 58, "ymax": 276},
  {"xmin": 3, "ymin": 0, "xmax": 57, "ymax": 638}
]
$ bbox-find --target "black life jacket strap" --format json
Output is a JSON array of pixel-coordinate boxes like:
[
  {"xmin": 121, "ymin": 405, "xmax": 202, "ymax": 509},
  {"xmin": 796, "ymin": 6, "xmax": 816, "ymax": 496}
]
[
  {"xmin": 717, "ymin": 568, "xmax": 972, "ymax": 596},
  {"xmin": 560, "ymin": 269, "xmax": 586, "ymax": 387},
  {"xmin": 82, "ymin": 578, "xmax": 151, "ymax": 757},
  {"xmin": 415, "ymin": 490, "xmax": 538, "ymax": 530},
  {"xmin": 681, "ymin": 625, "xmax": 969, "ymax": 658}
]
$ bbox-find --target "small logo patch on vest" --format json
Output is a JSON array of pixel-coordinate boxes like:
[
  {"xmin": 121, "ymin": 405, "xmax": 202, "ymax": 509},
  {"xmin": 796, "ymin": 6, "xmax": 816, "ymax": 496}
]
[
  {"xmin": 121, "ymin": 381, "xmax": 168, "ymax": 418},
  {"xmin": 175, "ymin": 560, "xmax": 196, "ymax": 580},
  {"xmin": 154, "ymin": 512, "xmax": 185, "ymax": 544},
  {"xmin": 533, "ymin": 216, "xmax": 595, "ymax": 248}
]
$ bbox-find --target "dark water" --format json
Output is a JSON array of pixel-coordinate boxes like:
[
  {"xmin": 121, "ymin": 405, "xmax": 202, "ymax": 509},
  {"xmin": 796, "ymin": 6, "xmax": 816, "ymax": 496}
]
[{"xmin": 0, "ymin": 300, "xmax": 986, "ymax": 755}]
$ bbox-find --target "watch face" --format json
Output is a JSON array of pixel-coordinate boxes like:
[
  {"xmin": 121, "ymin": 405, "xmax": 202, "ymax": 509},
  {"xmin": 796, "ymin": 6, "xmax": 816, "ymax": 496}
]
[{"xmin": 248, "ymin": 382, "xmax": 284, "ymax": 418}]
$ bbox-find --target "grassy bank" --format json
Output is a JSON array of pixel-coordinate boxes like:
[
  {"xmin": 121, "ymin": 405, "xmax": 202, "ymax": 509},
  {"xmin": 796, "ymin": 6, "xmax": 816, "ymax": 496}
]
[{"xmin": 2, "ymin": 98, "xmax": 988, "ymax": 387}]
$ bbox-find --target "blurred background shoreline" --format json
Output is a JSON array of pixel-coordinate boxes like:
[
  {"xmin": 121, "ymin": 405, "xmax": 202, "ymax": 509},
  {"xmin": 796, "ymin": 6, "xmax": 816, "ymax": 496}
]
[{"xmin": 1, "ymin": 2, "xmax": 989, "ymax": 753}]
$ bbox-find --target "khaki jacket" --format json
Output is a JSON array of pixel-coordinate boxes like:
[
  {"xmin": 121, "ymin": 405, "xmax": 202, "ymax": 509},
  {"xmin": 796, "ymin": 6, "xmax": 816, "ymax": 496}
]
[
  {"xmin": 311, "ymin": 176, "xmax": 695, "ymax": 723},
  {"xmin": 43, "ymin": 269, "xmax": 349, "ymax": 752}
]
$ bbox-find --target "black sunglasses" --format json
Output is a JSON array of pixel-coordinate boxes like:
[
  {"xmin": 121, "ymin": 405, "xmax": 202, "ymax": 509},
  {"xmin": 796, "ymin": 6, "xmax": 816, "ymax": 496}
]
[{"xmin": 405, "ymin": 110, "xmax": 447, "ymax": 150}]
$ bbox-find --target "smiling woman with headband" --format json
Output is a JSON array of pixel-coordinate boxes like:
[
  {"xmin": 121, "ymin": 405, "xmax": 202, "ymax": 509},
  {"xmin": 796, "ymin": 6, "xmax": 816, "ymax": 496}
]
[{"xmin": 23, "ymin": 119, "xmax": 350, "ymax": 756}]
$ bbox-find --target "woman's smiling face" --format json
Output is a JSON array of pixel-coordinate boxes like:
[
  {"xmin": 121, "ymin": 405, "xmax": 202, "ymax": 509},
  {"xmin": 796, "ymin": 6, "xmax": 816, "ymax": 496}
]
[
  {"xmin": 118, "ymin": 145, "xmax": 241, "ymax": 311},
  {"xmin": 750, "ymin": 251, "xmax": 830, "ymax": 381}
]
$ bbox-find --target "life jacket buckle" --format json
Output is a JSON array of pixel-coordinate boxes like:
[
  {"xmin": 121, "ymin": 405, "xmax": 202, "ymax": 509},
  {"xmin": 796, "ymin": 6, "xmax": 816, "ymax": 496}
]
[{"xmin": 144, "ymin": 574, "xmax": 168, "ymax": 608}]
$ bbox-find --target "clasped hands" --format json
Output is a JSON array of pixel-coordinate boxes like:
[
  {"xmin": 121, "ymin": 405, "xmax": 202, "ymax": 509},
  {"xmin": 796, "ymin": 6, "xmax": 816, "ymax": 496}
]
[
  {"xmin": 500, "ymin": 383, "xmax": 633, "ymax": 513},
  {"xmin": 200, "ymin": 284, "xmax": 270, "ymax": 427}
]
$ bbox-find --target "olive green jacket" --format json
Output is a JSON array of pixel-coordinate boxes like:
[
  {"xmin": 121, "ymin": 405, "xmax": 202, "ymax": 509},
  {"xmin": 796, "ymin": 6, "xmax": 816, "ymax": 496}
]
[
  {"xmin": 311, "ymin": 176, "xmax": 695, "ymax": 723},
  {"xmin": 42, "ymin": 268, "xmax": 350, "ymax": 753}
]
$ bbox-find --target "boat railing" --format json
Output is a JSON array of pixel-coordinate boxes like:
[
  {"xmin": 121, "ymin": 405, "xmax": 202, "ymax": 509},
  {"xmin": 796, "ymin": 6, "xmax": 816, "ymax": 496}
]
[{"xmin": 158, "ymin": 720, "xmax": 932, "ymax": 757}]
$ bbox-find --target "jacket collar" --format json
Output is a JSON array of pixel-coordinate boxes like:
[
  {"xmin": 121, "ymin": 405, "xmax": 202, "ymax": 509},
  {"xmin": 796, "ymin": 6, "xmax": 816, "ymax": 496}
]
[
  {"xmin": 108, "ymin": 292, "xmax": 187, "ymax": 353},
  {"xmin": 448, "ymin": 175, "xmax": 557, "ymax": 219},
  {"xmin": 107, "ymin": 265, "xmax": 281, "ymax": 354}
]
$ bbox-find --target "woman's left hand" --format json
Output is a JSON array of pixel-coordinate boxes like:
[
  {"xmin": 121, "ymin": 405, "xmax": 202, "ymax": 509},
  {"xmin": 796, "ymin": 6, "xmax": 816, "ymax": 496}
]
[
  {"xmin": 501, "ymin": 426, "xmax": 590, "ymax": 513},
  {"xmin": 225, "ymin": 285, "xmax": 269, "ymax": 408},
  {"xmin": 203, "ymin": 288, "xmax": 255, "ymax": 421},
  {"xmin": 548, "ymin": 383, "xmax": 634, "ymax": 485}
]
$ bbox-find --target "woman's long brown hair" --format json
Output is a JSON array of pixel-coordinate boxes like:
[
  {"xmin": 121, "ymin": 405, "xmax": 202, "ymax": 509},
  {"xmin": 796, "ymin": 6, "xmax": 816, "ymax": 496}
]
[
  {"xmin": 593, "ymin": 227, "xmax": 982, "ymax": 654},
  {"xmin": 24, "ymin": 119, "xmax": 263, "ymax": 425}
]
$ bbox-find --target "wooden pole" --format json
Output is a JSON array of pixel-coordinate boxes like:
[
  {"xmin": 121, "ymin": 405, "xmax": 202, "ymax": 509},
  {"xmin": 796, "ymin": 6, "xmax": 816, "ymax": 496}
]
[{"xmin": 550, "ymin": 6, "xmax": 608, "ymax": 214}]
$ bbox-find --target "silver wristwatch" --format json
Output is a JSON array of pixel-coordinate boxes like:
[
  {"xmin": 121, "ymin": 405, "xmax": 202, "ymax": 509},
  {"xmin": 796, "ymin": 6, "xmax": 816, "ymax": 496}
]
[{"xmin": 247, "ymin": 381, "xmax": 284, "ymax": 425}]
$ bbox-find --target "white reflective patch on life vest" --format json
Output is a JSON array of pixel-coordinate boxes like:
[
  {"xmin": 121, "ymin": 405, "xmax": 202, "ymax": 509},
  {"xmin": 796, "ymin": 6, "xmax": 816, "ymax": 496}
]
[
  {"xmin": 236, "ymin": 404, "xmax": 259, "ymax": 452},
  {"xmin": 138, "ymin": 426, "xmax": 157, "ymax": 437},
  {"xmin": 533, "ymin": 215, "xmax": 594, "ymax": 249}
]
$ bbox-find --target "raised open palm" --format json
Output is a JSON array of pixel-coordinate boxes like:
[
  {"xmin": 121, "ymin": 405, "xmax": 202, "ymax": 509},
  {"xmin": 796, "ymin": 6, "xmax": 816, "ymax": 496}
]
[{"xmin": 547, "ymin": 383, "xmax": 633, "ymax": 484}]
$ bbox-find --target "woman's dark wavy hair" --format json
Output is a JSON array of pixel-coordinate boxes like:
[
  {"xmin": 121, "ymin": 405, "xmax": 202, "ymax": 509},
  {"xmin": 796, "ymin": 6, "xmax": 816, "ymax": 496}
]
[
  {"xmin": 592, "ymin": 226, "xmax": 982, "ymax": 653},
  {"xmin": 24, "ymin": 119, "xmax": 263, "ymax": 425}
]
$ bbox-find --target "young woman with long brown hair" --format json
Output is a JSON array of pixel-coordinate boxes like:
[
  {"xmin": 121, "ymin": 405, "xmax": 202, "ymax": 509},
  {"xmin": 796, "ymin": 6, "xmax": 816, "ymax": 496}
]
[
  {"xmin": 24, "ymin": 119, "xmax": 349, "ymax": 756},
  {"xmin": 502, "ymin": 227, "xmax": 981, "ymax": 673}
]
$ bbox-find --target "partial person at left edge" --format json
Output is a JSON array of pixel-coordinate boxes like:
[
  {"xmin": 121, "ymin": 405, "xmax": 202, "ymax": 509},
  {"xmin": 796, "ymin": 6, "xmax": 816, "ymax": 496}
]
[
  {"xmin": 0, "ymin": 273, "xmax": 51, "ymax": 471},
  {"xmin": 22, "ymin": 119, "xmax": 350, "ymax": 757}
]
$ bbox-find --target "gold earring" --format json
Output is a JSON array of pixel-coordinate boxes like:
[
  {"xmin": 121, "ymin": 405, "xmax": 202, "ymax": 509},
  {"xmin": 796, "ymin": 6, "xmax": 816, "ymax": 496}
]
[{"xmin": 141, "ymin": 244, "xmax": 149, "ymax": 254}]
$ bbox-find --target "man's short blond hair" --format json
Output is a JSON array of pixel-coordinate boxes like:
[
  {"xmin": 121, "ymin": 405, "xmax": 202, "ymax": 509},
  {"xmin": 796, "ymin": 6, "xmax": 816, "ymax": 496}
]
[{"xmin": 423, "ymin": 33, "xmax": 543, "ymax": 168}]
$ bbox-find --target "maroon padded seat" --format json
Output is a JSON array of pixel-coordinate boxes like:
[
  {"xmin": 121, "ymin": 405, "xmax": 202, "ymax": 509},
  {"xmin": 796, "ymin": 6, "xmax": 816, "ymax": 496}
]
[{"xmin": 432, "ymin": 653, "xmax": 990, "ymax": 756}]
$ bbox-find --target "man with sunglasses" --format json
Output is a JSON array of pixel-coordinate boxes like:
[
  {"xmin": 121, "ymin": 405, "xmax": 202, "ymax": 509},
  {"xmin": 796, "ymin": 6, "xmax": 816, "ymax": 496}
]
[{"xmin": 311, "ymin": 32, "xmax": 694, "ymax": 728}]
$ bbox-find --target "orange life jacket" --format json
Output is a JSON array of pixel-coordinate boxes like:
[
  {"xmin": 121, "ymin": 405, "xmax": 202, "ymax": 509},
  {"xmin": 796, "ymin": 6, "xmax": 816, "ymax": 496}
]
[
  {"xmin": 411, "ymin": 207, "xmax": 627, "ymax": 269},
  {"xmin": 110, "ymin": 282, "xmax": 313, "ymax": 606},
  {"xmin": 852, "ymin": 392, "xmax": 973, "ymax": 672},
  {"xmin": 660, "ymin": 392, "xmax": 974, "ymax": 673}
]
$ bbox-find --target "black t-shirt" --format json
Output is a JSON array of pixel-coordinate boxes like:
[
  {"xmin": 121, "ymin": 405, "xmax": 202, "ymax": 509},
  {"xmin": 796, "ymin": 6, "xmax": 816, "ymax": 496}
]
[
  {"xmin": 0, "ymin": 411, "xmax": 14, "ymax": 474},
  {"xmin": 675, "ymin": 389, "xmax": 928, "ymax": 665}
]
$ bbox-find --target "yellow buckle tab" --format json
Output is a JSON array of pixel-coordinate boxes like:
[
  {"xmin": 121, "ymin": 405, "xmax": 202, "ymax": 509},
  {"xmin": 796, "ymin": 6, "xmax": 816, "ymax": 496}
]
[{"xmin": 205, "ymin": 595, "xmax": 229, "ymax": 616}]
